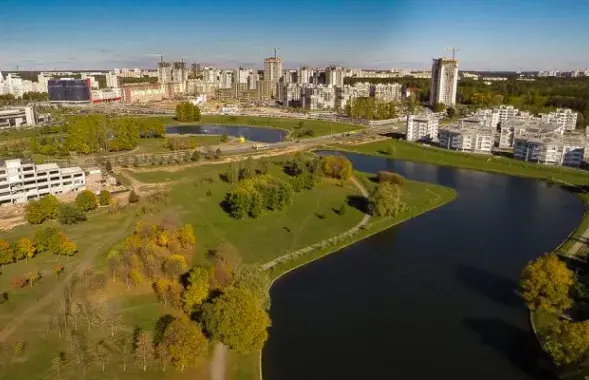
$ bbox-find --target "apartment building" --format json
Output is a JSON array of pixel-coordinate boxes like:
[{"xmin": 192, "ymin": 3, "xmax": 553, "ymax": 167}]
[
  {"xmin": 540, "ymin": 108, "xmax": 578, "ymax": 131},
  {"xmin": 405, "ymin": 114, "xmax": 439, "ymax": 142},
  {"xmin": 429, "ymin": 57, "xmax": 459, "ymax": 107},
  {"xmin": 121, "ymin": 83, "xmax": 164, "ymax": 103},
  {"xmin": 0, "ymin": 107, "xmax": 36, "ymax": 128},
  {"xmin": 499, "ymin": 119, "xmax": 563, "ymax": 149},
  {"xmin": 301, "ymin": 86, "xmax": 336, "ymax": 110},
  {"xmin": 514, "ymin": 135, "xmax": 585, "ymax": 167},
  {"xmin": 325, "ymin": 66, "xmax": 344, "ymax": 88},
  {"xmin": 0, "ymin": 159, "xmax": 85, "ymax": 205},
  {"xmin": 370, "ymin": 83, "xmax": 403, "ymax": 102},
  {"xmin": 279, "ymin": 83, "xmax": 302, "ymax": 107},
  {"xmin": 438, "ymin": 123, "xmax": 494, "ymax": 154}
]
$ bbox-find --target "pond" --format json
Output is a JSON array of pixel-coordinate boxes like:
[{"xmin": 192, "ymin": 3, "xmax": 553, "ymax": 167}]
[
  {"xmin": 262, "ymin": 151, "xmax": 582, "ymax": 380},
  {"xmin": 165, "ymin": 125, "xmax": 287, "ymax": 143}
]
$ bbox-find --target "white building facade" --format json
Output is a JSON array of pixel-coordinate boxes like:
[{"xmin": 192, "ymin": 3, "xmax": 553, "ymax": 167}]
[
  {"xmin": 0, "ymin": 159, "xmax": 85, "ymax": 205},
  {"xmin": 514, "ymin": 137, "xmax": 585, "ymax": 167},
  {"xmin": 438, "ymin": 124, "xmax": 494, "ymax": 154},
  {"xmin": 406, "ymin": 114, "xmax": 439, "ymax": 142}
]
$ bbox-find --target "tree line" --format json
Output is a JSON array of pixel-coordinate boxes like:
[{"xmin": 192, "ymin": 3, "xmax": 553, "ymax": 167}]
[
  {"xmin": 26, "ymin": 191, "xmax": 113, "ymax": 226},
  {"xmin": 345, "ymin": 97, "xmax": 397, "ymax": 120}
]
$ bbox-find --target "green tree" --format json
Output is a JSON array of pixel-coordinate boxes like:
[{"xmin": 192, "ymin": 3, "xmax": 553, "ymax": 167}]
[
  {"xmin": 369, "ymin": 182, "xmax": 404, "ymax": 217},
  {"xmin": 203, "ymin": 287, "xmax": 270, "ymax": 354},
  {"xmin": 98, "ymin": 190, "xmax": 112, "ymax": 206},
  {"xmin": 161, "ymin": 317, "xmax": 208, "ymax": 371},
  {"xmin": 75, "ymin": 190, "xmax": 98, "ymax": 212},
  {"xmin": 34, "ymin": 226, "xmax": 60, "ymax": 253},
  {"xmin": 220, "ymin": 134, "xmax": 229, "ymax": 143},
  {"xmin": 321, "ymin": 155, "xmax": 353, "ymax": 180},
  {"xmin": 175, "ymin": 102, "xmax": 201, "ymax": 122},
  {"xmin": 446, "ymin": 107, "xmax": 456, "ymax": 119},
  {"xmin": 58, "ymin": 203, "xmax": 87, "ymax": 225},
  {"xmin": 183, "ymin": 266, "xmax": 209, "ymax": 312},
  {"xmin": 26, "ymin": 195, "xmax": 60, "ymax": 224},
  {"xmin": 520, "ymin": 253, "xmax": 574, "ymax": 312},
  {"xmin": 433, "ymin": 102, "xmax": 446, "ymax": 112},
  {"xmin": 233, "ymin": 264, "xmax": 270, "ymax": 306}
]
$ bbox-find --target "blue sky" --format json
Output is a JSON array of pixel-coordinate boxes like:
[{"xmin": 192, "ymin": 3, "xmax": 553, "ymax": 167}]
[{"xmin": 1, "ymin": 0, "xmax": 588, "ymax": 71}]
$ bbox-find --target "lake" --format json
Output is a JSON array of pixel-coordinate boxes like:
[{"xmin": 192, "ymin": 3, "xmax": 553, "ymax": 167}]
[
  {"xmin": 166, "ymin": 125, "xmax": 287, "ymax": 143},
  {"xmin": 262, "ymin": 151, "xmax": 583, "ymax": 380}
]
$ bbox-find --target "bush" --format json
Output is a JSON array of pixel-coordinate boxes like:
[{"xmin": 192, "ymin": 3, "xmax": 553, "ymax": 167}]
[
  {"xmin": 369, "ymin": 182, "xmax": 405, "ymax": 217},
  {"xmin": 98, "ymin": 190, "xmax": 111, "ymax": 206},
  {"xmin": 128, "ymin": 190, "xmax": 140, "ymax": 203},
  {"xmin": 321, "ymin": 155, "xmax": 353, "ymax": 180},
  {"xmin": 11, "ymin": 276, "xmax": 28, "ymax": 290},
  {"xmin": 0, "ymin": 292, "xmax": 8, "ymax": 304},
  {"xmin": 58, "ymin": 203, "xmax": 87, "ymax": 225},
  {"xmin": 0, "ymin": 240, "xmax": 14, "ymax": 265},
  {"xmin": 75, "ymin": 190, "xmax": 98, "ymax": 212},
  {"xmin": 220, "ymin": 134, "xmax": 229, "ymax": 143},
  {"xmin": 376, "ymin": 171, "xmax": 405, "ymax": 186},
  {"xmin": 105, "ymin": 160, "xmax": 113, "ymax": 172},
  {"xmin": 25, "ymin": 195, "xmax": 60, "ymax": 224}
]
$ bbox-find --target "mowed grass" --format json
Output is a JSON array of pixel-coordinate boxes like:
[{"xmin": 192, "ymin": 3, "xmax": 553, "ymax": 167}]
[
  {"xmin": 335, "ymin": 138, "xmax": 589, "ymax": 185},
  {"xmin": 128, "ymin": 157, "xmax": 366, "ymax": 264},
  {"xmin": 137, "ymin": 136, "xmax": 222, "ymax": 154}
]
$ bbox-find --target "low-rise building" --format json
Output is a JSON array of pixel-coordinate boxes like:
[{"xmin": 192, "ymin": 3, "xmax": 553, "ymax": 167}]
[
  {"xmin": 499, "ymin": 119, "xmax": 563, "ymax": 149},
  {"xmin": 121, "ymin": 83, "xmax": 164, "ymax": 103},
  {"xmin": 540, "ymin": 108, "xmax": 578, "ymax": 131},
  {"xmin": 0, "ymin": 107, "xmax": 36, "ymax": 128},
  {"xmin": 405, "ymin": 114, "xmax": 439, "ymax": 142},
  {"xmin": 514, "ymin": 134, "xmax": 585, "ymax": 167},
  {"xmin": 0, "ymin": 159, "xmax": 85, "ymax": 205},
  {"xmin": 438, "ymin": 122, "xmax": 494, "ymax": 154}
]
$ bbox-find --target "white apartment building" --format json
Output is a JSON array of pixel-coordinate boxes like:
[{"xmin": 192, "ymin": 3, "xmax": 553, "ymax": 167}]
[
  {"xmin": 297, "ymin": 67, "xmax": 314, "ymax": 84},
  {"xmin": 0, "ymin": 159, "xmax": 85, "ymax": 206},
  {"xmin": 279, "ymin": 83, "xmax": 302, "ymax": 107},
  {"xmin": 0, "ymin": 107, "xmax": 36, "ymax": 128},
  {"xmin": 540, "ymin": 108, "xmax": 578, "ymax": 131},
  {"xmin": 514, "ymin": 136, "xmax": 585, "ymax": 167},
  {"xmin": 219, "ymin": 70, "xmax": 234, "ymax": 89},
  {"xmin": 429, "ymin": 57, "xmax": 458, "ymax": 107},
  {"xmin": 406, "ymin": 114, "xmax": 439, "ymax": 142},
  {"xmin": 202, "ymin": 67, "xmax": 219, "ymax": 83},
  {"xmin": 106, "ymin": 71, "xmax": 120, "ymax": 88},
  {"xmin": 301, "ymin": 86, "xmax": 336, "ymax": 110},
  {"xmin": 499, "ymin": 119, "xmax": 564, "ymax": 149},
  {"xmin": 325, "ymin": 66, "xmax": 344, "ymax": 88},
  {"xmin": 438, "ymin": 123, "xmax": 494, "ymax": 154},
  {"xmin": 370, "ymin": 83, "xmax": 403, "ymax": 102}
]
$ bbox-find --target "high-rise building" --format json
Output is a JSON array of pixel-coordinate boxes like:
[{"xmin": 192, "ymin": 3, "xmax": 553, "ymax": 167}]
[
  {"xmin": 429, "ymin": 57, "xmax": 459, "ymax": 107},
  {"xmin": 325, "ymin": 66, "xmax": 344, "ymax": 88},
  {"xmin": 48, "ymin": 79, "xmax": 92, "ymax": 103},
  {"xmin": 264, "ymin": 53, "xmax": 283, "ymax": 97},
  {"xmin": 106, "ymin": 71, "xmax": 120, "ymax": 88},
  {"xmin": 297, "ymin": 67, "xmax": 313, "ymax": 84}
]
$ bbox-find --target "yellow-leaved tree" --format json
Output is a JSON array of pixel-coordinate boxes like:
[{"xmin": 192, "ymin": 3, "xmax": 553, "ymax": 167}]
[
  {"xmin": 520, "ymin": 253, "xmax": 574, "ymax": 312},
  {"xmin": 544, "ymin": 320, "xmax": 589, "ymax": 365}
]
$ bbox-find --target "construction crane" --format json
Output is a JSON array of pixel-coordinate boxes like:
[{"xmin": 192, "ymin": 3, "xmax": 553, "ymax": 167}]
[{"xmin": 445, "ymin": 47, "xmax": 460, "ymax": 60}]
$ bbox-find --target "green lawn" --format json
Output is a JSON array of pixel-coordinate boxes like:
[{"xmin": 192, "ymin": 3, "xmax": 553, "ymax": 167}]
[
  {"xmin": 335, "ymin": 138, "xmax": 589, "ymax": 186},
  {"xmin": 137, "ymin": 136, "xmax": 222, "ymax": 154}
]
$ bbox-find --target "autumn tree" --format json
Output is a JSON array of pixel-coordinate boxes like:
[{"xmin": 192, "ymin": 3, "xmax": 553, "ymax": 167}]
[
  {"xmin": 183, "ymin": 266, "xmax": 209, "ymax": 312},
  {"xmin": 0, "ymin": 240, "xmax": 14, "ymax": 265},
  {"xmin": 75, "ymin": 190, "xmax": 98, "ymax": 212},
  {"xmin": 233, "ymin": 264, "xmax": 270, "ymax": 307},
  {"xmin": 175, "ymin": 102, "xmax": 201, "ymax": 122},
  {"xmin": 15, "ymin": 237, "xmax": 36, "ymax": 261},
  {"xmin": 160, "ymin": 317, "xmax": 208, "ymax": 371},
  {"xmin": 543, "ymin": 320, "xmax": 589, "ymax": 365},
  {"xmin": 134, "ymin": 331, "xmax": 155, "ymax": 371},
  {"xmin": 154, "ymin": 278, "xmax": 183, "ymax": 308},
  {"xmin": 520, "ymin": 253, "xmax": 574, "ymax": 312},
  {"xmin": 369, "ymin": 182, "xmax": 405, "ymax": 217},
  {"xmin": 320, "ymin": 155, "xmax": 353, "ymax": 180},
  {"xmin": 26, "ymin": 195, "xmax": 60, "ymax": 224},
  {"xmin": 98, "ymin": 190, "xmax": 112, "ymax": 206},
  {"xmin": 51, "ymin": 352, "xmax": 66, "ymax": 379},
  {"xmin": 93, "ymin": 340, "xmax": 111, "ymax": 371},
  {"xmin": 177, "ymin": 224, "xmax": 196, "ymax": 247},
  {"xmin": 203, "ymin": 287, "xmax": 270, "ymax": 354}
]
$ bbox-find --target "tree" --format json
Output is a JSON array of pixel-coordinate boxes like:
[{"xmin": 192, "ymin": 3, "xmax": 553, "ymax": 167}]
[
  {"xmin": 576, "ymin": 112, "xmax": 585, "ymax": 130},
  {"xmin": 156, "ymin": 343, "xmax": 173, "ymax": 371},
  {"xmin": 369, "ymin": 182, "xmax": 404, "ymax": 217},
  {"xmin": 93, "ymin": 340, "xmax": 111, "ymax": 371},
  {"xmin": 25, "ymin": 271, "xmax": 41, "ymax": 287},
  {"xmin": 0, "ymin": 292, "xmax": 8, "ymax": 304},
  {"xmin": 128, "ymin": 190, "xmax": 140, "ymax": 203},
  {"xmin": 58, "ymin": 203, "xmax": 87, "ymax": 225},
  {"xmin": 220, "ymin": 133, "xmax": 229, "ymax": 143},
  {"xmin": 233, "ymin": 264, "xmax": 270, "ymax": 307},
  {"xmin": 161, "ymin": 318, "xmax": 208, "ymax": 371},
  {"xmin": 321, "ymin": 155, "xmax": 353, "ymax": 180},
  {"xmin": 75, "ymin": 190, "xmax": 98, "ymax": 212},
  {"xmin": 153, "ymin": 278, "xmax": 183, "ymax": 308},
  {"xmin": 183, "ymin": 266, "xmax": 209, "ymax": 312},
  {"xmin": 0, "ymin": 240, "xmax": 14, "ymax": 265},
  {"xmin": 446, "ymin": 107, "xmax": 456, "ymax": 119},
  {"xmin": 35, "ymin": 226, "xmax": 60, "ymax": 253},
  {"xmin": 520, "ymin": 253, "xmax": 574, "ymax": 312},
  {"xmin": 163, "ymin": 255, "xmax": 187, "ymax": 278},
  {"xmin": 51, "ymin": 352, "xmax": 66, "ymax": 379},
  {"xmin": 105, "ymin": 160, "xmax": 113, "ymax": 172},
  {"xmin": 376, "ymin": 171, "xmax": 405, "ymax": 186},
  {"xmin": 26, "ymin": 195, "xmax": 60, "ymax": 224},
  {"xmin": 203, "ymin": 287, "xmax": 270, "ymax": 354},
  {"xmin": 15, "ymin": 237, "xmax": 35, "ymax": 261},
  {"xmin": 177, "ymin": 224, "xmax": 196, "ymax": 247},
  {"xmin": 134, "ymin": 331, "xmax": 154, "ymax": 371},
  {"xmin": 433, "ymin": 102, "xmax": 446, "ymax": 112},
  {"xmin": 98, "ymin": 190, "xmax": 112, "ymax": 206},
  {"xmin": 54, "ymin": 264, "xmax": 65, "ymax": 278},
  {"xmin": 543, "ymin": 320, "xmax": 589, "ymax": 365},
  {"xmin": 175, "ymin": 102, "xmax": 201, "ymax": 122}
]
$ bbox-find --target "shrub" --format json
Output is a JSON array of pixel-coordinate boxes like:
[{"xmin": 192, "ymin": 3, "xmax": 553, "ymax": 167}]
[
  {"xmin": 58, "ymin": 203, "xmax": 87, "ymax": 225},
  {"xmin": 11, "ymin": 276, "xmax": 28, "ymax": 289},
  {"xmin": 338, "ymin": 203, "xmax": 347, "ymax": 215},
  {"xmin": 376, "ymin": 171, "xmax": 405, "ymax": 186},
  {"xmin": 128, "ymin": 190, "xmax": 140, "ymax": 203},
  {"xmin": 0, "ymin": 240, "xmax": 14, "ymax": 265},
  {"xmin": 75, "ymin": 190, "xmax": 98, "ymax": 212},
  {"xmin": 0, "ymin": 292, "xmax": 8, "ymax": 304},
  {"xmin": 98, "ymin": 190, "xmax": 112, "ymax": 206},
  {"xmin": 105, "ymin": 160, "xmax": 113, "ymax": 172},
  {"xmin": 220, "ymin": 134, "xmax": 229, "ymax": 143}
]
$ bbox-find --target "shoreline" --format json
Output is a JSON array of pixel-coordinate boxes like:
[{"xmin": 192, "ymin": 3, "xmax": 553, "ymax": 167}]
[{"xmin": 257, "ymin": 179, "xmax": 456, "ymax": 380}]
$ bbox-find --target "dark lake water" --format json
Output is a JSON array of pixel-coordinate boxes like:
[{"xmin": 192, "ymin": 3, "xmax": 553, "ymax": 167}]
[
  {"xmin": 166, "ymin": 125, "xmax": 287, "ymax": 143},
  {"xmin": 262, "ymin": 151, "xmax": 583, "ymax": 380}
]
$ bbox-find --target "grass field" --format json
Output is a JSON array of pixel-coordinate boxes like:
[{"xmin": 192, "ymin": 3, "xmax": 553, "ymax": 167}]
[
  {"xmin": 335, "ymin": 138, "xmax": 589, "ymax": 186},
  {"xmin": 137, "ymin": 136, "xmax": 222, "ymax": 154}
]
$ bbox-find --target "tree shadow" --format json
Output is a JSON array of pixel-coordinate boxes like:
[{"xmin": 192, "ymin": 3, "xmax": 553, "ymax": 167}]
[
  {"xmin": 315, "ymin": 212, "xmax": 327, "ymax": 220},
  {"xmin": 347, "ymin": 195, "xmax": 369, "ymax": 214},
  {"xmin": 456, "ymin": 264, "xmax": 522, "ymax": 309},
  {"xmin": 462, "ymin": 318, "xmax": 557, "ymax": 379}
]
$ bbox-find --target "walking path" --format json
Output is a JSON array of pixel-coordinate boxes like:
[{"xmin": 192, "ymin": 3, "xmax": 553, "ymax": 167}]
[
  {"xmin": 563, "ymin": 223, "xmax": 589, "ymax": 257},
  {"xmin": 210, "ymin": 343, "xmax": 228, "ymax": 380}
]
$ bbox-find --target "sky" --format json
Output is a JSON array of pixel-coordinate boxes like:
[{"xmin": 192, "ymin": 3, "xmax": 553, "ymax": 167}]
[{"xmin": 1, "ymin": 0, "xmax": 588, "ymax": 71}]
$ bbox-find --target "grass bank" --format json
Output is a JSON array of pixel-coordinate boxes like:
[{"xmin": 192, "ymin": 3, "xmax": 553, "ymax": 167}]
[{"xmin": 333, "ymin": 139, "xmax": 589, "ymax": 186}]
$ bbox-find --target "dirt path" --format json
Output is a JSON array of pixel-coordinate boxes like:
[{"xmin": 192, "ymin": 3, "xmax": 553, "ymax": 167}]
[
  {"xmin": 565, "ymin": 225, "xmax": 589, "ymax": 257},
  {"xmin": 0, "ymin": 214, "xmax": 136, "ymax": 342},
  {"xmin": 210, "ymin": 343, "xmax": 228, "ymax": 380},
  {"xmin": 262, "ymin": 176, "xmax": 370, "ymax": 270}
]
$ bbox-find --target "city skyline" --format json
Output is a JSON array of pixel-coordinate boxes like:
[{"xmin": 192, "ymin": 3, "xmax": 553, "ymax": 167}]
[{"xmin": 1, "ymin": 0, "xmax": 589, "ymax": 71}]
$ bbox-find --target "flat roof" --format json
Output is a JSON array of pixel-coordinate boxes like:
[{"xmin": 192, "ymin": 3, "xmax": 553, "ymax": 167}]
[
  {"xmin": 60, "ymin": 166, "xmax": 84, "ymax": 175},
  {"xmin": 36, "ymin": 163, "xmax": 60, "ymax": 171}
]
